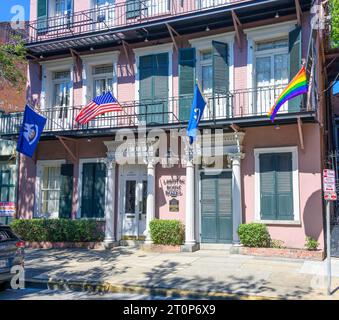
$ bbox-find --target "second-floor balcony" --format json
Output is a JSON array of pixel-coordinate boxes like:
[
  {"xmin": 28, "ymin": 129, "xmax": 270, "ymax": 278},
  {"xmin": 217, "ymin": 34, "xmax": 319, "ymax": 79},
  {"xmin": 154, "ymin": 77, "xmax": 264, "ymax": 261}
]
[
  {"xmin": 25, "ymin": 0, "xmax": 312, "ymax": 55},
  {"xmin": 0, "ymin": 86, "xmax": 316, "ymax": 138}
]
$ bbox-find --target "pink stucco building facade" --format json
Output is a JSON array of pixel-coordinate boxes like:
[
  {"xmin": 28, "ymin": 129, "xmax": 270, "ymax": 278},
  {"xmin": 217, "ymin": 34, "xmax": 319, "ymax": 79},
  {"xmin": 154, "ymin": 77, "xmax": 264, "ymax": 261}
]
[{"xmin": 1, "ymin": 0, "xmax": 329, "ymax": 251}]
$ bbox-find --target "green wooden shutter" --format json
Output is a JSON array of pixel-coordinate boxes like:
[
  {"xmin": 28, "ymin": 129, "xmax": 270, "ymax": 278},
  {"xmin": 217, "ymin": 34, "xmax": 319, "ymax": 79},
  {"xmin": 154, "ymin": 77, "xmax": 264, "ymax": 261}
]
[
  {"xmin": 139, "ymin": 53, "xmax": 168, "ymax": 124},
  {"xmin": 152, "ymin": 53, "xmax": 169, "ymax": 124},
  {"xmin": 201, "ymin": 174, "xmax": 218, "ymax": 243},
  {"xmin": 288, "ymin": 27, "xmax": 302, "ymax": 112},
  {"xmin": 276, "ymin": 153, "xmax": 294, "ymax": 220},
  {"xmin": 81, "ymin": 163, "xmax": 94, "ymax": 218},
  {"xmin": 217, "ymin": 171, "xmax": 232, "ymax": 242},
  {"xmin": 139, "ymin": 54, "xmax": 154, "ymax": 123},
  {"xmin": 37, "ymin": 0, "xmax": 48, "ymax": 32},
  {"xmin": 260, "ymin": 154, "xmax": 277, "ymax": 220},
  {"xmin": 212, "ymin": 41, "xmax": 229, "ymax": 117},
  {"xmin": 179, "ymin": 48, "xmax": 196, "ymax": 121},
  {"xmin": 93, "ymin": 163, "xmax": 106, "ymax": 218},
  {"xmin": 59, "ymin": 164, "xmax": 73, "ymax": 219}
]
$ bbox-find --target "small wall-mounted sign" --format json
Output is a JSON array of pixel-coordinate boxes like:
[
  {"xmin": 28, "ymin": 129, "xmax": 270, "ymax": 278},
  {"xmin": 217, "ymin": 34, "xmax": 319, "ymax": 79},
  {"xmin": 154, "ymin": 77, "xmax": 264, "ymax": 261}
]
[
  {"xmin": 323, "ymin": 169, "xmax": 337, "ymax": 201},
  {"xmin": 169, "ymin": 198, "xmax": 179, "ymax": 212}
]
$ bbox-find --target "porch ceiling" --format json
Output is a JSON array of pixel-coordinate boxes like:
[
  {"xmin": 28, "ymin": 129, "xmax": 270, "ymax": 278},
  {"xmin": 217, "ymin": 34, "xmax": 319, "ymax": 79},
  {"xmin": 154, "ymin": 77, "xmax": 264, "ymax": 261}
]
[{"xmin": 26, "ymin": 0, "xmax": 312, "ymax": 58}]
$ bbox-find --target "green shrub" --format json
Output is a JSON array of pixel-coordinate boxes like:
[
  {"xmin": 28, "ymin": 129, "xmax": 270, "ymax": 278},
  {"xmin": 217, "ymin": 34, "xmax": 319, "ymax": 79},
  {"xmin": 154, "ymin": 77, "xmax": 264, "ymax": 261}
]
[
  {"xmin": 305, "ymin": 236, "xmax": 319, "ymax": 251},
  {"xmin": 270, "ymin": 239, "xmax": 286, "ymax": 249},
  {"xmin": 149, "ymin": 219, "xmax": 184, "ymax": 245},
  {"xmin": 237, "ymin": 223, "xmax": 271, "ymax": 248},
  {"xmin": 10, "ymin": 219, "xmax": 104, "ymax": 242}
]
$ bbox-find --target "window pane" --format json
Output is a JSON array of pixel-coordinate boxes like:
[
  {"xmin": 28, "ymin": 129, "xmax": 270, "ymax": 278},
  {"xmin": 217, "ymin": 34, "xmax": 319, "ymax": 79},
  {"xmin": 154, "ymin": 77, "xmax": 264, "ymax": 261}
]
[
  {"xmin": 256, "ymin": 56, "xmax": 271, "ymax": 87},
  {"xmin": 95, "ymin": 79, "xmax": 106, "ymax": 96},
  {"xmin": 125, "ymin": 180, "xmax": 136, "ymax": 213},
  {"xmin": 274, "ymin": 54, "xmax": 289, "ymax": 85},
  {"xmin": 202, "ymin": 65, "xmax": 212, "ymax": 93},
  {"xmin": 1, "ymin": 187, "xmax": 9, "ymax": 201},
  {"xmin": 1, "ymin": 171, "xmax": 9, "ymax": 185}
]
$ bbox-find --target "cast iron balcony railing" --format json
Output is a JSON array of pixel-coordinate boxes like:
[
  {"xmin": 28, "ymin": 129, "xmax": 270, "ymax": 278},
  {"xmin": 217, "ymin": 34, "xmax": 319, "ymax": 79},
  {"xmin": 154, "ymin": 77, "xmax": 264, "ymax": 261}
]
[
  {"xmin": 0, "ymin": 85, "xmax": 312, "ymax": 136},
  {"xmin": 26, "ymin": 0, "xmax": 239, "ymax": 44}
]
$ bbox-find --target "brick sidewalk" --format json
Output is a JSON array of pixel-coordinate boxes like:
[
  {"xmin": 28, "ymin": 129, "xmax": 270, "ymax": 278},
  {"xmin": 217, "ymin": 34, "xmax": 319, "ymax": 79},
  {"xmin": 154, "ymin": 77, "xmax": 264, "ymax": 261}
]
[{"xmin": 23, "ymin": 247, "xmax": 339, "ymax": 300}]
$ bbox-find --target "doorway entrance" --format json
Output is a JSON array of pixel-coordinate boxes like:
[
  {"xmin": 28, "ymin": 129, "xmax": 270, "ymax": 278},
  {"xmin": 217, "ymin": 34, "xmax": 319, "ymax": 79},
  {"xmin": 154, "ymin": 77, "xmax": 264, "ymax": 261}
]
[
  {"xmin": 120, "ymin": 165, "xmax": 147, "ymax": 239},
  {"xmin": 200, "ymin": 171, "xmax": 233, "ymax": 243}
]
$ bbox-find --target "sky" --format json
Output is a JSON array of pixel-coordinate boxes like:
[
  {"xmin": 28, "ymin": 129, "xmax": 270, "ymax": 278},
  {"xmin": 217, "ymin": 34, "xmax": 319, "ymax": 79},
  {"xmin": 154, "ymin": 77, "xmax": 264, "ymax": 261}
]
[{"xmin": 0, "ymin": 0, "xmax": 30, "ymax": 22}]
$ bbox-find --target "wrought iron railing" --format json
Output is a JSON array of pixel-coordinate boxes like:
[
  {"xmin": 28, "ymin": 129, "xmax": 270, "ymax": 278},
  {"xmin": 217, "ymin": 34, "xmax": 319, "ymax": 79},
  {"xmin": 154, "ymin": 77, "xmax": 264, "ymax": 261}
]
[
  {"xmin": 0, "ymin": 86, "xmax": 311, "ymax": 136},
  {"xmin": 26, "ymin": 0, "xmax": 238, "ymax": 43}
]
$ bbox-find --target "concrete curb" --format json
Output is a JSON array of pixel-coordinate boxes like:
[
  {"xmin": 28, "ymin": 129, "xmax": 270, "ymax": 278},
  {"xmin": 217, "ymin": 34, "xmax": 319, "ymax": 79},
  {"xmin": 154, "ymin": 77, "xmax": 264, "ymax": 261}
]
[{"xmin": 25, "ymin": 278, "xmax": 276, "ymax": 300}]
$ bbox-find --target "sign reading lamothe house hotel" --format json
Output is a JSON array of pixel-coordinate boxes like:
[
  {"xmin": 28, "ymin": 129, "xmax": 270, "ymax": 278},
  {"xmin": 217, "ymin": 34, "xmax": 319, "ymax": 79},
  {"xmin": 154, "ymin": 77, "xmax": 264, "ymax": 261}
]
[{"xmin": 323, "ymin": 169, "xmax": 337, "ymax": 201}]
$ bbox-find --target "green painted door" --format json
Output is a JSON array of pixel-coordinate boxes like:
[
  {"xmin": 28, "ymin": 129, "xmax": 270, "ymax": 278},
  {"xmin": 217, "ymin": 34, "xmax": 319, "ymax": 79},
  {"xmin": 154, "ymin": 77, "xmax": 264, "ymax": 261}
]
[
  {"xmin": 139, "ymin": 53, "xmax": 169, "ymax": 124},
  {"xmin": 200, "ymin": 171, "xmax": 232, "ymax": 243}
]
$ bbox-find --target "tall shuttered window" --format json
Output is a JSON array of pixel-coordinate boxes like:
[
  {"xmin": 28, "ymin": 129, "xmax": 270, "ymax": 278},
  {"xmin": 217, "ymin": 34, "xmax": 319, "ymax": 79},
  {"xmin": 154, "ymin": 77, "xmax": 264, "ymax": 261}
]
[
  {"xmin": 139, "ymin": 52, "xmax": 169, "ymax": 124},
  {"xmin": 259, "ymin": 152, "xmax": 294, "ymax": 221},
  {"xmin": 81, "ymin": 162, "xmax": 106, "ymax": 218}
]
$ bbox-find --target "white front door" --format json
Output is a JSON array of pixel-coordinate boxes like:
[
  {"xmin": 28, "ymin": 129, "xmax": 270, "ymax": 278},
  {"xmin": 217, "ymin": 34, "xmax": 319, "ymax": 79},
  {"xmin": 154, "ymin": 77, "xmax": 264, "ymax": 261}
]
[{"xmin": 121, "ymin": 166, "xmax": 147, "ymax": 238}]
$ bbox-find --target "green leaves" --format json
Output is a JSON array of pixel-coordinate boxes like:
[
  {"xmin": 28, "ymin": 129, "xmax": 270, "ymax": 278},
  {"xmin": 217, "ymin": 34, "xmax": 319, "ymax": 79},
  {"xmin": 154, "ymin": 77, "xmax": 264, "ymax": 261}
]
[
  {"xmin": 0, "ymin": 35, "xmax": 27, "ymax": 92},
  {"xmin": 305, "ymin": 236, "xmax": 319, "ymax": 251},
  {"xmin": 149, "ymin": 219, "xmax": 185, "ymax": 245},
  {"xmin": 237, "ymin": 223, "xmax": 271, "ymax": 248},
  {"xmin": 10, "ymin": 219, "xmax": 105, "ymax": 242},
  {"xmin": 330, "ymin": 0, "xmax": 339, "ymax": 48}
]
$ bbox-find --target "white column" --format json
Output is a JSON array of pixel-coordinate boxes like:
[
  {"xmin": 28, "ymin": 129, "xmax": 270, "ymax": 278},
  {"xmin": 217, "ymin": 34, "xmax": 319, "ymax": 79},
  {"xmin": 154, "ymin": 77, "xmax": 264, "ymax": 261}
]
[
  {"xmin": 185, "ymin": 156, "xmax": 195, "ymax": 246},
  {"xmin": 104, "ymin": 154, "xmax": 117, "ymax": 247},
  {"xmin": 145, "ymin": 160, "xmax": 156, "ymax": 243},
  {"xmin": 230, "ymin": 153, "xmax": 244, "ymax": 244}
]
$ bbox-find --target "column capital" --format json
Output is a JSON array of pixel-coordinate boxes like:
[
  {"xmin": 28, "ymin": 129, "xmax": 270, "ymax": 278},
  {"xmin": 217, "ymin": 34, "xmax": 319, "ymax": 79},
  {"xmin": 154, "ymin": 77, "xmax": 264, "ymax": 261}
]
[
  {"xmin": 105, "ymin": 152, "xmax": 116, "ymax": 169},
  {"xmin": 228, "ymin": 153, "xmax": 245, "ymax": 162}
]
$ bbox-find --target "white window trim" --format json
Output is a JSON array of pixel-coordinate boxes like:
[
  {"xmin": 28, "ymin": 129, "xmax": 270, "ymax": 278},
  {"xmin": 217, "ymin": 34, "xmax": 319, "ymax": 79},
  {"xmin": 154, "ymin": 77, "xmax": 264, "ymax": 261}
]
[
  {"xmin": 34, "ymin": 159, "xmax": 66, "ymax": 218},
  {"xmin": 82, "ymin": 51, "xmax": 119, "ymax": 105},
  {"xmin": 40, "ymin": 58, "xmax": 74, "ymax": 110},
  {"xmin": 77, "ymin": 157, "xmax": 107, "ymax": 219},
  {"xmin": 254, "ymin": 146, "xmax": 300, "ymax": 224},
  {"xmin": 246, "ymin": 21, "xmax": 297, "ymax": 112},
  {"xmin": 133, "ymin": 43, "xmax": 173, "ymax": 121}
]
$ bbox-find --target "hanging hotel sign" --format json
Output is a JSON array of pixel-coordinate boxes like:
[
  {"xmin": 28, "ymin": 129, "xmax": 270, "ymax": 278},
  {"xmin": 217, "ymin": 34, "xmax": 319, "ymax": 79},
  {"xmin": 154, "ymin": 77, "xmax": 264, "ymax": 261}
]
[
  {"xmin": 0, "ymin": 202, "xmax": 16, "ymax": 216},
  {"xmin": 323, "ymin": 169, "xmax": 337, "ymax": 201}
]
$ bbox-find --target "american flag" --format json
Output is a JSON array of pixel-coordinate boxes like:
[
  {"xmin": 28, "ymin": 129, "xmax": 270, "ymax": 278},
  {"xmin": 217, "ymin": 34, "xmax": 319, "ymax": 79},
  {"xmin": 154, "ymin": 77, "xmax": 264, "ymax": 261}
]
[{"xmin": 75, "ymin": 92, "xmax": 123, "ymax": 125}]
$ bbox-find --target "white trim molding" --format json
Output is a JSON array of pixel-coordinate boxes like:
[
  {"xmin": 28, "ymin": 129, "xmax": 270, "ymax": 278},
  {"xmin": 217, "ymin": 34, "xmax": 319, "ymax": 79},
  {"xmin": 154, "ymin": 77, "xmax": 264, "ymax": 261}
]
[
  {"xmin": 254, "ymin": 146, "xmax": 300, "ymax": 224},
  {"xmin": 77, "ymin": 157, "xmax": 107, "ymax": 219},
  {"xmin": 34, "ymin": 159, "xmax": 66, "ymax": 218}
]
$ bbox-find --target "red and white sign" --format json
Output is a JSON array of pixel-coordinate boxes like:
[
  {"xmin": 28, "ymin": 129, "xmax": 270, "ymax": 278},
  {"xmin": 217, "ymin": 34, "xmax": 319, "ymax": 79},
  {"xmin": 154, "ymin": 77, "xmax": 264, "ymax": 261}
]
[
  {"xmin": 0, "ymin": 202, "xmax": 15, "ymax": 216},
  {"xmin": 323, "ymin": 169, "xmax": 337, "ymax": 201}
]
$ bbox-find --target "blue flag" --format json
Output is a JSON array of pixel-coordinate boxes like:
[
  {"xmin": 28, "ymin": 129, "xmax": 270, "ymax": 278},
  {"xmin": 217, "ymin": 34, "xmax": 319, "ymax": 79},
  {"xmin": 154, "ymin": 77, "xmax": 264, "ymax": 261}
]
[
  {"xmin": 17, "ymin": 105, "xmax": 47, "ymax": 158},
  {"xmin": 186, "ymin": 84, "xmax": 206, "ymax": 145}
]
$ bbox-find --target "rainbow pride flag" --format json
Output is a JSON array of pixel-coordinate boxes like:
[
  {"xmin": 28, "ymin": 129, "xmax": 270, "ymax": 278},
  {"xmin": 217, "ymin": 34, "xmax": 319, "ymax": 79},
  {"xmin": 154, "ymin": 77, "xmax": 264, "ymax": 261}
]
[{"xmin": 268, "ymin": 66, "xmax": 308, "ymax": 122}]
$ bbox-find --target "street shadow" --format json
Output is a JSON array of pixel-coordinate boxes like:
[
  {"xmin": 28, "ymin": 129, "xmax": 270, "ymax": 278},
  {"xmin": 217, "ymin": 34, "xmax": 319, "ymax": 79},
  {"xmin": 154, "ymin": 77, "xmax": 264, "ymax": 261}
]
[
  {"xmin": 24, "ymin": 249, "xmax": 318, "ymax": 299},
  {"xmin": 123, "ymin": 260, "xmax": 314, "ymax": 300}
]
